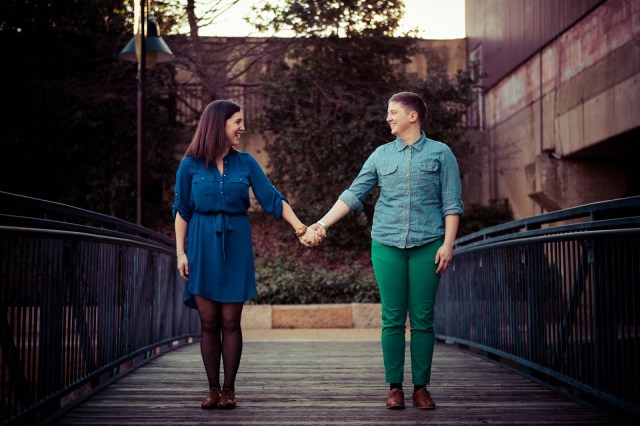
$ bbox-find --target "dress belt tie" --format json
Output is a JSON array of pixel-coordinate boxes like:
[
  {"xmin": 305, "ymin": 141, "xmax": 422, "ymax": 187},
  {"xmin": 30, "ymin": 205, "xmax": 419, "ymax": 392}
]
[
  {"xmin": 213, "ymin": 213, "xmax": 235, "ymax": 261},
  {"xmin": 193, "ymin": 211, "xmax": 245, "ymax": 261}
]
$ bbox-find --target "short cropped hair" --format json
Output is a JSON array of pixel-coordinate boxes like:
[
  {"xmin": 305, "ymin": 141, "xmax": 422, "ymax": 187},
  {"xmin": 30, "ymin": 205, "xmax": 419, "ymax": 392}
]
[{"xmin": 388, "ymin": 92, "xmax": 427, "ymax": 125}]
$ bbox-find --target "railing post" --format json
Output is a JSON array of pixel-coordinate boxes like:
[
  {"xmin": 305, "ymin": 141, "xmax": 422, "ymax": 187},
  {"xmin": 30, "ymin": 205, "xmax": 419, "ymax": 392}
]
[
  {"xmin": 0, "ymin": 192, "xmax": 201, "ymax": 423},
  {"xmin": 38, "ymin": 241, "xmax": 65, "ymax": 407},
  {"xmin": 526, "ymin": 243, "xmax": 547, "ymax": 365}
]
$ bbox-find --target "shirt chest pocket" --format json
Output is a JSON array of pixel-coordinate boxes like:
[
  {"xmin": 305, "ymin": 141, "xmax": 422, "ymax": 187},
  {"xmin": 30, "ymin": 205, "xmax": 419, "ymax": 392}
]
[
  {"xmin": 418, "ymin": 160, "xmax": 439, "ymax": 183},
  {"xmin": 192, "ymin": 175, "xmax": 218, "ymax": 207},
  {"xmin": 227, "ymin": 177, "xmax": 250, "ymax": 198},
  {"xmin": 379, "ymin": 164, "xmax": 400, "ymax": 188},
  {"xmin": 418, "ymin": 160, "xmax": 440, "ymax": 199},
  {"xmin": 228, "ymin": 177, "xmax": 249, "ymax": 187}
]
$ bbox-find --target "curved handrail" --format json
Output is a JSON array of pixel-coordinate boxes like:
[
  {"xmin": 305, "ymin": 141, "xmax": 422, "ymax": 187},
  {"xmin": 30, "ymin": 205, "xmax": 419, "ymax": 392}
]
[
  {"xmin": 0, "ymin": 191, "xmax": 174, "ymax": 246},
  {"xmin": 0, "ymin": 192, "xmax": 199, "ymax": 425},
  {"xmin": 456, "ymin": 195, "xmax": 640, "ymax": 247},
  {"xmin": 437, "ymin": 196, "xmax": 640, "ymax": 424}
]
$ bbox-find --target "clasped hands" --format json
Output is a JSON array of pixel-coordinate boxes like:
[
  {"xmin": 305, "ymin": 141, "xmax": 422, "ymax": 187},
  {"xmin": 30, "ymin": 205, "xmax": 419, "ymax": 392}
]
[{"xmin": 298, "ymin": 223, "xmax": 326, "ymax": 247}]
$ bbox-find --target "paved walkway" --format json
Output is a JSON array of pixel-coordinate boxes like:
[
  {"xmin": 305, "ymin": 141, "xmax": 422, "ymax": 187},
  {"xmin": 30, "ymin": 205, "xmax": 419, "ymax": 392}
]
[{"xmin": 52, "ymin": 329, "xmax": 615, "ymax": 425}]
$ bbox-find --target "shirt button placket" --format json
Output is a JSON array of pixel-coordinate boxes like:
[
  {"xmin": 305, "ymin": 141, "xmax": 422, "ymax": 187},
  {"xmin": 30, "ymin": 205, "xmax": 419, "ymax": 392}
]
[{"xmin": 405, "ymin": 148, "xmax": 412, "ymax": 246}]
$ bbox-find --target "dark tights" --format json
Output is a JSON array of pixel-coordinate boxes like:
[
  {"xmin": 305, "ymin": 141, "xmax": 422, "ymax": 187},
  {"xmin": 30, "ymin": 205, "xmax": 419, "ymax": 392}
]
[{"xmin": 194, "ymin": 296, "xmax": 244, "ymax": 390}]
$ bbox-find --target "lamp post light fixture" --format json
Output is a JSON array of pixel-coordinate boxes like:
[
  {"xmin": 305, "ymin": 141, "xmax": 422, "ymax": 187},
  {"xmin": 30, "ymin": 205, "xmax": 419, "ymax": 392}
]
[{"xmin": 120, "ymin": 4, "xmax": 174, "ymax": 225}]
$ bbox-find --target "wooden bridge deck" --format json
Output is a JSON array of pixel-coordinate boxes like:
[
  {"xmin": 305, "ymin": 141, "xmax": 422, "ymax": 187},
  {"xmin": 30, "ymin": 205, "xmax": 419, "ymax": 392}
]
[{"xmin": 53, "ymin": 335, "xmax": 614, "ymax": 425}]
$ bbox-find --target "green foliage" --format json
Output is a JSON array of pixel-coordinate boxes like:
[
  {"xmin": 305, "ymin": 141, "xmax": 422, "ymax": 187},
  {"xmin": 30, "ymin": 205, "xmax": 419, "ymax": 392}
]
[
  {"xmin": 249, "ymin": 1, "xmax": 410, "ymax": 250},
  {"xmin": 249, "ymin": 211, "xmax": 376, "ymax": 304},
  {"xmin": 252, "ymin": 1, "xmax": 479, "ymax": 252},
  {"xmin": 256, "ymin": 40, "xmax": 410, "ymax": 247},
  {"xmin": 458, "ymin": 199, "xmax": 514, "ymax": 237},
  {"xmin": 252, "ymin": 255, "xmax": 379, "ymax": 304},
  {"xmin": 250, "ymin": 0, "xmax": 406, "ymax": 37}
]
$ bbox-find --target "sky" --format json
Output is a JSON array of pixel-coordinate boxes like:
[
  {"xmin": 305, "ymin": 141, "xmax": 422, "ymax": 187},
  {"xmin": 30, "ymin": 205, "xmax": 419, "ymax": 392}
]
[{"xmin": 200, "ymin": 0, "xmax": 465, "ymax": 39}]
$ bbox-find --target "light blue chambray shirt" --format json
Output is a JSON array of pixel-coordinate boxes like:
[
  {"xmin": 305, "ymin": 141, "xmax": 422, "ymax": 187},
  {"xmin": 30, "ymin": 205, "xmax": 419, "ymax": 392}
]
[{"xmin": 339, "ymin": 131, "xmax": 464, "ymax": 249}]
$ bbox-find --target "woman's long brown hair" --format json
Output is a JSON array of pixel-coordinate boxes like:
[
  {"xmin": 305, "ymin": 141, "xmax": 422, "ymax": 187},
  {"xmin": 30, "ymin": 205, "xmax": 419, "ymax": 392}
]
[{"xmin": 184, "ymin": 100, "xmax": 241, "ymax": 167}]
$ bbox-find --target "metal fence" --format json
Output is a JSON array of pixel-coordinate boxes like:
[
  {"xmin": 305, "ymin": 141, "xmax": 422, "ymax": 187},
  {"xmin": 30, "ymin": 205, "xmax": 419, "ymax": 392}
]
[
  {"xmin": 436, "ymin": 196, "xmax": 640, "ymax": 423},
  {"xmin": 0, "ymin": 192, "xmax": 200, "ymax": 425},
  {"xmin": 3, "ymin": 191, "xmax": 639, "ymax": 423}
]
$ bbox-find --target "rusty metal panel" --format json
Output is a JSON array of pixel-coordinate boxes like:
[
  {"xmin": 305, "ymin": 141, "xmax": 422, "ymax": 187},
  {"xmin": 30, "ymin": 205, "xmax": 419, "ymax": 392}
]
[{"xmin": 467, "ymin": 0, "xmax": 605, "ymax": 89}]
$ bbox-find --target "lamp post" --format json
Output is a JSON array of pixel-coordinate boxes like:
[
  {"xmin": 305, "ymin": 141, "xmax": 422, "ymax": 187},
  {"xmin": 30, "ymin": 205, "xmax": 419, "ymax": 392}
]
[{"xmin": 120, "ymin": 1, "xmax": 174, "ymax": 225}]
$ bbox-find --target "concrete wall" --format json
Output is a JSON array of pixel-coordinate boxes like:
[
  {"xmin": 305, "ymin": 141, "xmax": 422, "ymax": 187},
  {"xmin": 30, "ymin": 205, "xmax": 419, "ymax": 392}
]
[
  {"xmin": 408, "ymin": 38, "xmax": 468, "ymax": 78},
  {"xmin": 465, "ymin": 0, "xmax": 640, "ymax": 217},
  {"xmin": 241, "ymin": 303, "xmax": 382, "ymax": 329}
]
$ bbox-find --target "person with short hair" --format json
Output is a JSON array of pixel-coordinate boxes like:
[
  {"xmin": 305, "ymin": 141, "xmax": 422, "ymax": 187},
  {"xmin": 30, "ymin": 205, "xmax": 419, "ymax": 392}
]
[{"xmin": 311, "ymin": 91, "xmax": 463, "ymax": 410}]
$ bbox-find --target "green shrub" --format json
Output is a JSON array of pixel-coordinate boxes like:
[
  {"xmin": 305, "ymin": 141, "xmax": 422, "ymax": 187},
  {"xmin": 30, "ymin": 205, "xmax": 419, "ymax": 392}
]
[{"xmin": 252, "ymin": 255, "xmax": 379, "ymax": 305}]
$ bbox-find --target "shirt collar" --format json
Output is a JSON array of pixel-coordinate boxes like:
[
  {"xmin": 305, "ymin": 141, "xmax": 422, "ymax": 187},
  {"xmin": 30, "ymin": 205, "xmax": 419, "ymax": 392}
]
[{"xmin": 393, "ymin": 131, "xmax": 427, "ymax": 152}]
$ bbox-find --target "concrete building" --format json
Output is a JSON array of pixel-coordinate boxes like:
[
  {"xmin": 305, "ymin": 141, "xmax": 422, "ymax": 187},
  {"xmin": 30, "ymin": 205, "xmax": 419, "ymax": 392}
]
[{"xmin": 464, "ymin": 0, "xmax": 640, "ymax": 218}]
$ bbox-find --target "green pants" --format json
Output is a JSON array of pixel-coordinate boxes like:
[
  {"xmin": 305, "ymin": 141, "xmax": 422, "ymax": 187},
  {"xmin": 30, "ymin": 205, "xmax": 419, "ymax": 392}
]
[{"xmin": 371, "ymin": 238, "xmax": 442, "ymax": 385}]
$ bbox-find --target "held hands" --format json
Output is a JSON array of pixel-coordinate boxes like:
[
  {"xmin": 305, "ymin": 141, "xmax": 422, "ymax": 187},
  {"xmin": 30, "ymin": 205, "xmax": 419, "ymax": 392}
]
[
  {"xmin": 309, "ymin": 223, "xmax": 327, "ymax": 240},
  {"xmin": 298, "ymin": 223, "xmax": 326, "ymax": 247}
]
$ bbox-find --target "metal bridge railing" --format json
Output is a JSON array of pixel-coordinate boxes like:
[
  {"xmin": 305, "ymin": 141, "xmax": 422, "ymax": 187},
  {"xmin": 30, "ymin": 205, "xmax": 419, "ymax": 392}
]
[
  {"xmin": 436, "ymin": 196, "xmax": 640, "ymax": 423},
  {"xmin": 0, "ymin": 192, "xmax": 200, "ymax": 425}
]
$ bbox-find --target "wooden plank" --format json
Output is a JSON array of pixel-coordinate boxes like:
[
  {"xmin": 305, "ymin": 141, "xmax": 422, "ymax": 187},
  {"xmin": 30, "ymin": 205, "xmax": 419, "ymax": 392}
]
[{"xmin": 53, "ymin": 341, "xmax": 615, "ymax": 425}]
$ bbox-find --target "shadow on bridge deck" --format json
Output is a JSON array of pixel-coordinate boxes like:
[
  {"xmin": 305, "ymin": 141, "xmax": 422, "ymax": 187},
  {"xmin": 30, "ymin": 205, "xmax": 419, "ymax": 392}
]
[{"xmin": 52, "ymin": 330, "xmax": 614, "ymax": 425}]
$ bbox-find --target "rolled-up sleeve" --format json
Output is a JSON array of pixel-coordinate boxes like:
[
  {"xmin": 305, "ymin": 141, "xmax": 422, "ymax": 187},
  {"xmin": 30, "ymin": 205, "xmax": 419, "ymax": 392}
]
[
  {"xmin": 172, "ymin": 158, "xmax": 193, "ymax": 222},
  {"xmin": 248, "ymin": 155, "xmax": 288, "ymax": 219},
  {"xmin": 338, "ymin": 151, "xmax": 378, "ymax": 212},
  {"xmin": 440, "ymin": 147, "xmax": 464, "ymax": 216}
]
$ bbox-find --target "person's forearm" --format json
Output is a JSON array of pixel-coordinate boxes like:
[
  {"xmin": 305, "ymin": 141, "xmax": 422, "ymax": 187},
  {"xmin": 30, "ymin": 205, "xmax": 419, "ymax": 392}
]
[
  {"xmin": 175, "ymin": 213, "xmax": 188, "ymax": 254},
  {"xmin": 443, "ymin": 214, "xmax": 460, "ymax": 247},
  {"xmin": 282, "ymin": 201, "xmax": 306, "ymax": 232},
  {"xmin": 318, "ymin": 199, "xmax": 351, "ymax": 228}
]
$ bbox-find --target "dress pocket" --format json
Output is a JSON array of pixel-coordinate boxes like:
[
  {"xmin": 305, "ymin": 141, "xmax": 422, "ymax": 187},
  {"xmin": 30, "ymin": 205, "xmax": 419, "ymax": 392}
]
[
  {"xmin": 228, "ymin": 177, "xmax": 249, "ymax": 186},
  {"xmin": 192, "ymin": 175, "xmax": 217, "ymax": 207},
  {"xmin": 228, "ymin": 177, "xmax": 250, "ymax": 197}
]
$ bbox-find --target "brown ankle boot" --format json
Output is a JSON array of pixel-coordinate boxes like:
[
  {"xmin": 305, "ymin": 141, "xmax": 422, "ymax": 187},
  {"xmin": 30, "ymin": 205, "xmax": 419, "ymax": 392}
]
[
  {"xmin": 201, "ymin": 388, "xmax": 221, "ymax": 409},
  {"xmin": 218, "ymin": 388, "xmax": 237, "ymax": 409}
]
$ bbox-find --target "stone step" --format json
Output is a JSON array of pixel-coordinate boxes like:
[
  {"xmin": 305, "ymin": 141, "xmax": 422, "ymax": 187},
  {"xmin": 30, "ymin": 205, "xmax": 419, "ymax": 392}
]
[{"xmin": 241, "ymin": 303, "xmax": 382, "ymax": 329}]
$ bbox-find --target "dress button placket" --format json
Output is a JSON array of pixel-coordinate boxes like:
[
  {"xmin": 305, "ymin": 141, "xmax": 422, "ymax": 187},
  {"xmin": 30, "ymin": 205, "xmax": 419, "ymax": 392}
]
[{"xmin": 222, "ymin": 160, "xmax": 228, "ymax": 193}]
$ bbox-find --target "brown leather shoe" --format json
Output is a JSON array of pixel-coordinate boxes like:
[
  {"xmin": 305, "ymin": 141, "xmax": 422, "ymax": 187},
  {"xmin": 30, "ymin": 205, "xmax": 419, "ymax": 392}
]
[
  {"xmin": 201, "ymin": 388, "xmax": 221, "ymax": 409},
  {"xmin": 412, "ymin": 387, "xmax": 436, "ymax": 409},
  {"xmin": 218, "ymin": 388, "xmax": 237, "ymax": 409},
  {"xmin": 386, "ymin": 388, "xmax": 405, "ymax": 409}
]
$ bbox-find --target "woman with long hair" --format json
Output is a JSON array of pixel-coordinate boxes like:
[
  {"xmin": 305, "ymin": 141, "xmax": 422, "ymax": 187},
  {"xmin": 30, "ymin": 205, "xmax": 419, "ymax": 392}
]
[{"xmin": 173, "ymin": 100, "xmax": 320, "ymax": 409}]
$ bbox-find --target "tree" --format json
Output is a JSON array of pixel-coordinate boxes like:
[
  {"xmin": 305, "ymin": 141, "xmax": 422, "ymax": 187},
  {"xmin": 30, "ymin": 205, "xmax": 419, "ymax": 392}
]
[
  {"xmin": 250, "ymin": 0, "xmax": 477, "ymax": 250},
  {"xmin": 250, "ymin": 0, "xmax": 404, "ymax": 38},
  {"xmin": 0, "ymin": 0, "xmax": 185, "ymax": 227},
  {"xmin": 0, "ymin": 0, "xmax": 293, "ymax": 229}
]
